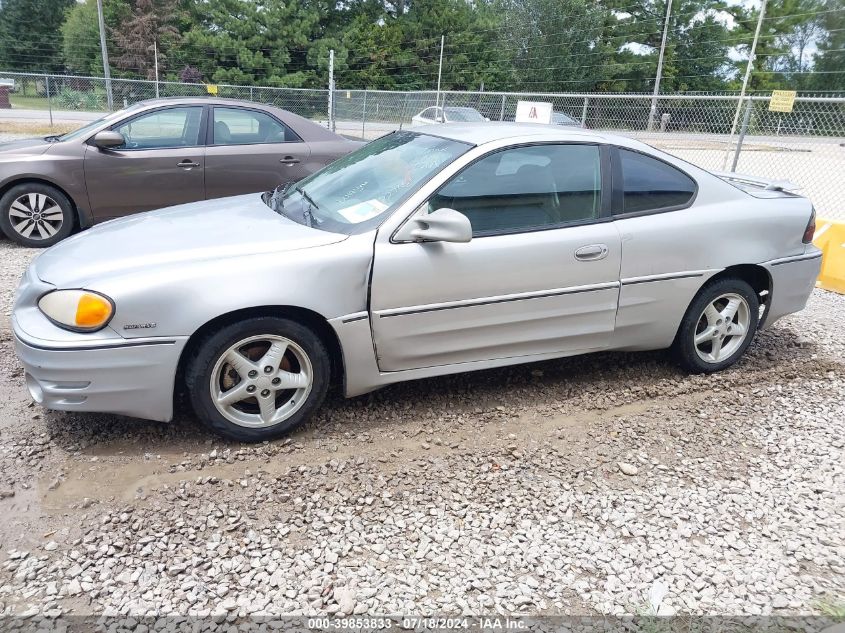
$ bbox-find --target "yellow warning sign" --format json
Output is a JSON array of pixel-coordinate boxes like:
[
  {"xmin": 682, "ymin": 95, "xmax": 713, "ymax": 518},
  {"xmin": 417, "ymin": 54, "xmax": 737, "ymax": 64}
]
[
  {"xmin": 206, "ymin": 84, "xmax": 219, "ymax": 96},
  {"xmin": 769, "ymin": 90, "xmax": 796, "ymax": 113}
]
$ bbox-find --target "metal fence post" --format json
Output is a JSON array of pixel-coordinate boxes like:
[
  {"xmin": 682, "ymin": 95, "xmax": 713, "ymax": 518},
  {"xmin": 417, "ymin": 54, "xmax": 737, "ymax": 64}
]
[
  {"xmin": 499, "ymin": 94, "xmax": 506, "ymax": 121},
  {"xmin": 361, "ymin": 89, "xmax": 368, "ymax": 138},
  {"xmin": 730, "ymin": 97, "xmax": 753, "ymax": 173},
  {"xmin": 327, "ymin": 49, "xmax": 335, "ymax": 132},
  {"xmin": 45, "ymin": 74, "xmax": 53, "ymax": 128},
  {"xmin": 581, "ymin": 97, "xmax": 589, "ymax": 128},
  {"xmin": 399, "ymin": 92, "xmax": 409, "ymax": 131}
]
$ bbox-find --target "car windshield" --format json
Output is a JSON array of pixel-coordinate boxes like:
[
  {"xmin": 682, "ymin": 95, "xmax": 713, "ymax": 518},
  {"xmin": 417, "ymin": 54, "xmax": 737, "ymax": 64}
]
[
  {"xmin": 552, "ymin": 112, "xmax": 578, "ymax": 125},
  {"xmin": 444, "ymin": 107, "xmax": 485, "ymax": 122},
  {"xmin": 57, "ymin": 102, "xmax": 147, "ymax": 142},
  {"xmin": 273, "ymin": 131, "xmax": 470, "ymax": 234}
]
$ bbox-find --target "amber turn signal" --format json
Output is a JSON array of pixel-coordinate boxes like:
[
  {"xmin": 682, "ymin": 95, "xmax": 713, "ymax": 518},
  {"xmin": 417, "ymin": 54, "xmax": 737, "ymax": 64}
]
[{"xmin": 38, "ymin": 290, "xmax": 114, "ymax": 332}]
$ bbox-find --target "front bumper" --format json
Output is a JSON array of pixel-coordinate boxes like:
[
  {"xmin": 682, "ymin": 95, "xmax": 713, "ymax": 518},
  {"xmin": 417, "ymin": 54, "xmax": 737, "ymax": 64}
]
[{"xmin": 13, "ymin": 319, "xmax": 188, "ymax": 423}]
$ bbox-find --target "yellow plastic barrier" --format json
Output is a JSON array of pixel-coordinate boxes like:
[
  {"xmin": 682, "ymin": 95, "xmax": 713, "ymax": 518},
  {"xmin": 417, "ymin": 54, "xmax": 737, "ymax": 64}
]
[{"xmin": 814, "ymin": 217, "xmax": 845, "ymax": 294}]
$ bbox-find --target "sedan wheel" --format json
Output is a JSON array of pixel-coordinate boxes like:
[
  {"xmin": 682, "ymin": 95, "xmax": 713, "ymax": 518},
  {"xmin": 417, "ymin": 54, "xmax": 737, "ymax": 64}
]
[
  {"xmin": 673, "ymin": 277, "xmax": 759, "ymax": 373},
  {"xmin": 210, "ymin": 334, "xmax": 313, "ymax": 428},
  {"xmin": 0, "ymin": 183, "xmax": 74, "ymax": 247},
  {"xmin": 693, "ymin": 293, "xmax": 751, "ymax": 364},
  {"xmin": 186, "ymin": 317, "xmax": 330, "ymax": 441}
]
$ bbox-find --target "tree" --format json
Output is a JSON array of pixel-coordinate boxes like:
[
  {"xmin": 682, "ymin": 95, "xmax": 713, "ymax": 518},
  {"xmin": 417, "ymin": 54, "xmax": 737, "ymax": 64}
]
[
  {"xmin": 811, "ymin": 0, "xmax": 845, "ymax": 91},
  {"xmin": 494, "ymin": 0, "xmax": 610, "ymax": 91},
  {"xmin": 179, "ymin": 0, "xmax": 324, "ymax": 87},
  {"xmin": 597, "ymin": 0, "xmax": 732, "ymax": 93},
  {"xmin": 0, "ymin": 0, "xmax": 75, "ymax": 72},
  {"xmin": 111, "ymin": 0, "xmax": 182, "ymax": 80},
  {"xmin": 726, "ymin": 0, "xmax": 822, "ymax": 91},
  {"xmin": 62, "ymin": 0, "xmax": 129, "ymax": 76}
]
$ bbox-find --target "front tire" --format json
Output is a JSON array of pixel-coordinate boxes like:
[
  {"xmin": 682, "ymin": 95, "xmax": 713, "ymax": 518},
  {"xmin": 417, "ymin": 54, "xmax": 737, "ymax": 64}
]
[
  {"xmin": 185, "ymin": 317, "xmax": 330, "ymax": 442},
  {"xmin": 0, "ymin": 183, "xmax": 75, "ymax": 247},
  {"xmin": 673, "ymin": 277, "xmax": 759, "ymax": 374}
]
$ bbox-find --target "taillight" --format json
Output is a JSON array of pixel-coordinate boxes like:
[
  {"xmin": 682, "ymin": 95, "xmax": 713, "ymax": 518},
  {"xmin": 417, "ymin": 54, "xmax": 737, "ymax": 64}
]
[{"xmin": 803, "ymin": 208, "xmax": 816, "ymax": 244}]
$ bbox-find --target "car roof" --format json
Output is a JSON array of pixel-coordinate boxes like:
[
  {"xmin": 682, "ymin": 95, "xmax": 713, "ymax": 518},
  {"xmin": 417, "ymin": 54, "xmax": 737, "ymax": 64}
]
[
  {"xmin": 131, "ymin": 96, "xmax": 275, "ymax": 108},
  {"xmin": 412, "ymin": 122, "xmax": 621, "ymax": 146}
]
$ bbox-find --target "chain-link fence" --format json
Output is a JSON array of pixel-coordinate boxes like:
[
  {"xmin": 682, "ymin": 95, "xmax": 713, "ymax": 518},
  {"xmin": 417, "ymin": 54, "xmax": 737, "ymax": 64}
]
[
  {"xmin": 1, "ymin": 71, "xmax": 843, "ymax": 219},
  {"xmin": 0, "ymin": 71, "xmax": 328, "ymax": 123}
]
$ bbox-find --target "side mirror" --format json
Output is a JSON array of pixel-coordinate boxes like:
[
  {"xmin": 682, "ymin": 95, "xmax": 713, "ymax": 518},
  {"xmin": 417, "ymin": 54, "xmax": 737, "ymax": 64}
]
[
  {"xmin": 394, "ymin": 208, "xmax": 472, "ymax": 243},
  {"xmin": 91, "ymin": 130, "xmax": 125, "ymax": 149}
]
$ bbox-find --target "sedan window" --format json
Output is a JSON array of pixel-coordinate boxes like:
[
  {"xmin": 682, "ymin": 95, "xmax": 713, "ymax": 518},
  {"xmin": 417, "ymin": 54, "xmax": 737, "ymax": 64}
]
[
  {"xmin": 213, "ymin": 107, "xmax": 299, "ymax": 145},
  {"xmin": 113, "ymin": 107, "xmax": 203, "ymax": 150},
  {"xmin": 429, "ymin": 144, "xmax": 602, "ymax": 236},
  {"xmin": 619, "ymin": 148, "xmax": 696, "ymax": 213}
]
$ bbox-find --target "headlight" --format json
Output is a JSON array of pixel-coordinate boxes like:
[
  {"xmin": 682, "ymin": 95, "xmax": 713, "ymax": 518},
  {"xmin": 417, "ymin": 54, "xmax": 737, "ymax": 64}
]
[{"xmin": 38, "ymin": 290, "xmax": 114, "ymax": 332}]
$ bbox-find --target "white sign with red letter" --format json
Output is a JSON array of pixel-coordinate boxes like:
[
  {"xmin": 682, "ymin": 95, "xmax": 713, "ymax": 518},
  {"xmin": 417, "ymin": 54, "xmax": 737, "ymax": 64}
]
[{"xmin": 515, "ymin": 100, "xmax": 553, "ymax": 124}]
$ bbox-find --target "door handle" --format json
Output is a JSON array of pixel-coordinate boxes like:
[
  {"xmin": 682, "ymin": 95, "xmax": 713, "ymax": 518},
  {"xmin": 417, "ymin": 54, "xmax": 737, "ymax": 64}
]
[
  {"xmin": 177, "ymin": 160, "xmax": 200, "ymax": 169},
  {"xmin": 574, "ymin": 244, "xmax": 609, "ymax": 261},
  {"xmin": 279, "ymin": 156, "xmax": 301, "ymax": 165}
]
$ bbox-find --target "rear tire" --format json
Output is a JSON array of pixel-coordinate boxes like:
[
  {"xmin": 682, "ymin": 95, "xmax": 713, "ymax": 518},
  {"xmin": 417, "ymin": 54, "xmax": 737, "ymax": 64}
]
[
  {"xmin": 673, "ymin": 277, "xmax": 759, "ymax": 374},
  {"xmin": 185, "ymin": 317, "xmax": 330, "ymax": 442},
  {"xmin": 0, "ymin": 183, "xmax": 75, "ymax": 247}
]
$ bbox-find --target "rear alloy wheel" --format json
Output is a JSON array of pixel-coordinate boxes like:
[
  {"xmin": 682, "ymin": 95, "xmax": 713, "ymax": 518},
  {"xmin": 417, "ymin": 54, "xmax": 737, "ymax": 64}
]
[
  {"xmin": 0, "ymin": 183, "xmax": 74, "ymax": 247},
  {"xmin": 673, "ymin": 278, "xmax": 759, "ymax": 373},
  {"xmin": 186, "ymin": 317, "xmax": 330, "ymax": 441}
]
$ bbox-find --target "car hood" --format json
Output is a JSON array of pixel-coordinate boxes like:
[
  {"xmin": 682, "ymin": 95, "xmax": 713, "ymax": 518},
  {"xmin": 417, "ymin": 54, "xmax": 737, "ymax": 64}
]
[
  {"xmin": 34, "ymin": 193, "xmax": 348, "ymax": 287},
  {"xmin": 0, "ymin": 137, "xmax": 53, "ymax": 157}
]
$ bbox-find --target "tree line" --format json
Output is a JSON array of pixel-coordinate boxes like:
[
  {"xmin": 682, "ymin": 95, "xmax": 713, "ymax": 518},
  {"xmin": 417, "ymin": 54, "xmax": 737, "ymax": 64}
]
[{"xmin": 0, "ymin": 0, "xmax": 842, "ymax": 93}]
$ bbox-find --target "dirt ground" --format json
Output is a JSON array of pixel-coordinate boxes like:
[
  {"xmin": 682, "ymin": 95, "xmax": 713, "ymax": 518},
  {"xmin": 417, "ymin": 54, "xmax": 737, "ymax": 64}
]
[{"xmin": 0, "ymin": 239, "xmax": 842, "ymax": 623}]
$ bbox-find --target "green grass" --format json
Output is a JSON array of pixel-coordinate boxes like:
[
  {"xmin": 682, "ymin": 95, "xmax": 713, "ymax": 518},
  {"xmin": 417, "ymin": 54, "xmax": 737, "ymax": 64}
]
[
  {"xmin": 9, "ymin": 94, "xmax": 51, "ymax": 110},
  {"xmin": 817, "ymin": 598, "xmax": 845, "ymax": 618}
]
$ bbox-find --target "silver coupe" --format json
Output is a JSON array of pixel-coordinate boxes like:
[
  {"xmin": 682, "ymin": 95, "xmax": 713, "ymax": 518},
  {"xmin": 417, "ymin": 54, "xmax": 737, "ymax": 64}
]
[{"xmin": 12, "ymin": 123, "xmax": 821, "ymax": 441}]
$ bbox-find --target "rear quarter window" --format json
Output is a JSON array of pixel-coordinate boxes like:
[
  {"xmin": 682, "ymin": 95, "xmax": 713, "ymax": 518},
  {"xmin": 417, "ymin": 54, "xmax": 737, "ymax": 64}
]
[{"xmin": 618, "ymin": 148, "xmax": 696, "ymax": 214}]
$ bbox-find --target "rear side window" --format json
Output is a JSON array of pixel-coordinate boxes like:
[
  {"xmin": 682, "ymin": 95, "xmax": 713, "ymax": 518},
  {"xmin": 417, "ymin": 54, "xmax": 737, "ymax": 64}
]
[
  {"xmin": 619, "ymin": 148, "xmax": 696, "ymax": 213},
  {"xmin": 212, "ymin": 107, "xmax": 298, "ymax": 145}
]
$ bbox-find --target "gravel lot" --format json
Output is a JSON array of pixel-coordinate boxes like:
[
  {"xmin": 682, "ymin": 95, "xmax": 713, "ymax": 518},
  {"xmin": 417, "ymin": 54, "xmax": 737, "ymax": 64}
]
[{"xmin": 0, "ymin": 236, "xmax": 843, "ymax": 623}]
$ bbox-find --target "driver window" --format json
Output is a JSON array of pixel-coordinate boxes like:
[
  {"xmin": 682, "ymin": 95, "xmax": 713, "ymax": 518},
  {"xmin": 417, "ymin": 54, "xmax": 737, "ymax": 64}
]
[
  {"xmin": 113, "ymin": 106, "xmax": 203, "ymax": 150},
  {"xmin": 428, "ymin": 144, "xmax": 602, "ymax": 236}
]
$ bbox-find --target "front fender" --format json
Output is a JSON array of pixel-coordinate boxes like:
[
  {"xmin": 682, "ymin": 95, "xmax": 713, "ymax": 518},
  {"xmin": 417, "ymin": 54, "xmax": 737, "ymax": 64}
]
[{"xmin": 91, "ymin": 233, "xmax": 375, "ymax": 339}]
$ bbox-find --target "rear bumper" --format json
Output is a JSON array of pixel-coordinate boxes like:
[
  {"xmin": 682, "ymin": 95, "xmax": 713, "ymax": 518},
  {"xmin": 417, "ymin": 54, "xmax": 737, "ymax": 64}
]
[
  {"xmin": 13, "ymin": 319, "xmax": 188, "ymax": 423},
  {"xmin": 760, "ymin": 248, "xmax": 823, "ymax": 329}
]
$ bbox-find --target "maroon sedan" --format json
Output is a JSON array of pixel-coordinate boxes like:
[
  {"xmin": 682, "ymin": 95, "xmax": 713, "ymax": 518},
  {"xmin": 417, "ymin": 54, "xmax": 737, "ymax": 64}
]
[{"xmin": 0, "ymin": 97, "xmax": 359, "ymax": 247}]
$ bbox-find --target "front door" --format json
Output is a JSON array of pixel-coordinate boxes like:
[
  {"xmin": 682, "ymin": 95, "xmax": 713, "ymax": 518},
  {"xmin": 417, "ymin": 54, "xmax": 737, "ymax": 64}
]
[
  {"xmin": 204, "ymin": 106, "xmax": 312, "ymax": 199},
  {"xmin": 83, "ymin": 105, "xmax": 206, "ymax": 220},
  {"xmin": 370, "ymin": 142, "xmax": 621, "ymax": 372}
]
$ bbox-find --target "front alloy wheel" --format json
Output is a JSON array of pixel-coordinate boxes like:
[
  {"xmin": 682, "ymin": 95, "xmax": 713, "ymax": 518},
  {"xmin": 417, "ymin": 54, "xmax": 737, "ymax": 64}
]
[
  {"xmin": 210, "ymin": 334, "xmax": 313, "ymax": 428},
  {"xmin": 0, "ymin": 183, "xmax": 74, "ymax": 247},
  {"xmin": 186, "ymin": 317, "xmax": 330, "ymax": 441}
]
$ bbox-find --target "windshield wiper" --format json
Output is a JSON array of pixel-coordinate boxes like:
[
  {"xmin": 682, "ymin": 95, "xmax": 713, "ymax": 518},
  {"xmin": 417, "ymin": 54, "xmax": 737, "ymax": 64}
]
[
  {"xmin": 44, "ymin": 135, "xmax": 61, "ymax": 143},
  {"xmin": 299, "ymin": 187, "xmax": 320, "ymax": 228},
  {"xmin": 269, "ymin": 182, "xmax": 292, "ymax": 214}
]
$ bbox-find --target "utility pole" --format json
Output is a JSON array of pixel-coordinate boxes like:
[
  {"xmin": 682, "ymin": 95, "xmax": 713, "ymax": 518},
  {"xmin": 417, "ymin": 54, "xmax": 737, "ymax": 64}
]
[
  {"xmin": 328, "ymin": 49, "xmax": 335, "ymax": 132},
  {"xmin": 154, "ymin": 40, "xmax": 160, "ymax": 99},
  {"xmin": 435, "ymin": 35, "xmax": 445, "ymax": 109},
  {"xmin": 722, "ymin": 0, "xmax": 768, "ymax": 169},
  {"xmin": 648, "ymin": 0, "xmax": 673, "ymax": 131},
  {"xmin": 96, "ymin": 0, "xmax": 113, "ymax": 110}
]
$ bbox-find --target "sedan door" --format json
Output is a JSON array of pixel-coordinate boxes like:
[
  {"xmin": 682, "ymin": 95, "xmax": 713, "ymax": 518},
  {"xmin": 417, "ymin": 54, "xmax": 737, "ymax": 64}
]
[
  {"xmin": 83, "ymin": 105, "xmax": 206, "ymax": 220},
  {"xmin": 369, "ymin": 142, "xmax": 622, "ymax": 372},
  {"xmin": 204, "ymin": 106, "xmax": 311, "ymax": 200}
]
